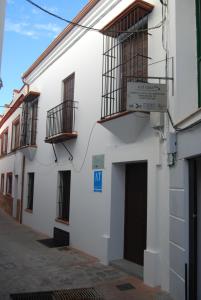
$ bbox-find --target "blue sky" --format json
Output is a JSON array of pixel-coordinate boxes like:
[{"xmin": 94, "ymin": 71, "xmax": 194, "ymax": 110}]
[{"xmin": 0, "ymin": 0, "xmax": 88, "ymax": 112}]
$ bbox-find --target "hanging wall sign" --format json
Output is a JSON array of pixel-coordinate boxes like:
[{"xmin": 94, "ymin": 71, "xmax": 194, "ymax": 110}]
[
  {"xmin": 127, "ymin": 82, "xmax": 167, "ymax": 112},
  {"xmin": 94, "ymin": 170, "xmax": 103, "ymax": 192}
]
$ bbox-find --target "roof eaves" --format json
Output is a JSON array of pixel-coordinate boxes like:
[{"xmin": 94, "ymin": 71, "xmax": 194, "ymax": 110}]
[{"xmin": 22, "ymin": 0, "xmax": 100, "ymax": 80}]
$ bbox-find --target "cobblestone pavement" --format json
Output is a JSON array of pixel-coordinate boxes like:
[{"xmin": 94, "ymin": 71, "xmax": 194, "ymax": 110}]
[{"xmin": 0, "ymin": 209, "xmax": 172, "ymax": 300}]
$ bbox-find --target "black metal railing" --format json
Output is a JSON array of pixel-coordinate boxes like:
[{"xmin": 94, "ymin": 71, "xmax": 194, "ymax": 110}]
[{"xmin": 46, "ymin": 100, "xmax": 78, "ymax": 139}]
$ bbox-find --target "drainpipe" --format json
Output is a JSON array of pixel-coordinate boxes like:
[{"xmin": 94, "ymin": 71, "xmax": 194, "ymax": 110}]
[
  {"xmin": 20, "ymin": 155, "xmax": 25, "ymax": 224},
  {"xmin": 20, "ymin": 79, "xmax": 29, "ymax": 224}
]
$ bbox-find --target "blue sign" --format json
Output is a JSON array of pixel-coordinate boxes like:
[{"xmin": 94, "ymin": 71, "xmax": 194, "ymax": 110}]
[{"xmin": 94, "ymin": 171, "xmax": 102, "ymax": 192}]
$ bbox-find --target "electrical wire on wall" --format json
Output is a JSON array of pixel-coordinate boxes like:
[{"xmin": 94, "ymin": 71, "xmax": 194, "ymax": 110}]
[
  {"xmin": 70, "ymin": 122, "xmax": 97, "ymax": 173},
  {"xmin": 167, "ymin": 109, "xmax": 201, "ymax": 133},
  {"xmin": 25, "ymin": 0, "xmax": 167, "ymax": 35},
  {"xmin": 161, "ymin": 0, "xmax": 168, "ymax": 52}
]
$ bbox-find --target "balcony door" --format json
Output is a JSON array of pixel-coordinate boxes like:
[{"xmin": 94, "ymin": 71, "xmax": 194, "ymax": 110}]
[{"xmin": 63, "ymin": 73, "xmax": 75, "ymax": 133}]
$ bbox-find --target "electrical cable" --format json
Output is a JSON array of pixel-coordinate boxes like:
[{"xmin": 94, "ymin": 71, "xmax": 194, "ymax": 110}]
[
  {"xmin": 71, "ymin": 121, "xmax": 97, "ymax": 173},
  {"xmin": 176, "ymin": 118, "xmax": 201, "ymax": 132},
  {"xmin": 25, "ymin": 0, "xmax": 166, "ymax": 34},
  {"xmin": 25, "ymin": 0, "xmax": 99, "ymax": 32},
  {"xmin": 161, "ymin": 0, "xmax": 167, "ymax": 52},
  {"xmin": 160, "ymin": 0, "xmax": 167, "ymax": 6},
  {"xmin": 167, "ymin": 109, "xmax": 177, "ymax": 130},
  {"xmin": 166, "ymin": 109, "xmax": 201, "ymax": 133}
]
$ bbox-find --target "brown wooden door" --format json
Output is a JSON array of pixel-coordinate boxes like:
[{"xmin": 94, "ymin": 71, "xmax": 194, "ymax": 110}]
[
  {"xmin": 63, "ymin": 73, "xmax": 75, "ymax": 133},
  {"xmin": 124, "ymin": 162, "xmax": 147, "ymax": 266}
]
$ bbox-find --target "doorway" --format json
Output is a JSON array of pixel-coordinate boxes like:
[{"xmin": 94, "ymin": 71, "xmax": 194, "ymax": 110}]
[
  {"xmin": 189, "ymin": 158, "xmax": 201, "ymax": 300},
  {"xmin": 124, "ymin": 162, "xmax": 147, "ymax": 266}
]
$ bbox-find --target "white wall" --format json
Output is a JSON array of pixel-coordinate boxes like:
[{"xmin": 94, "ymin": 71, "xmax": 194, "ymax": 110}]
[
  {"xmin": 168, "ymin": 0, "xmax": 198, "ymax": 123},
  {"xmin": 0, "ymin": 0, "xmax": 198, "ymax": 298},
  {"xmin": 0, "ymin": 0, "xmax": 171, "ymax": 293}
]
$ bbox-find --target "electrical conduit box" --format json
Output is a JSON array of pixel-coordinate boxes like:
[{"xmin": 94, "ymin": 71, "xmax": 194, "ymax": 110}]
[{"xmin": 167, "ymin": 132, "xmax": 177, "ymax": 154}]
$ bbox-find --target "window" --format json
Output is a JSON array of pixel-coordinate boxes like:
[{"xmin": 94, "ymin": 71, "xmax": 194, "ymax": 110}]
[
  {"xmin": 20, "ymin": 99, "xmax": 38, "ymax": 147},
  {"xmin": 1, "ymin": 128, "xmax": 8, "ymax": 155},
  {"xmin": 1, "ymin": 174, "xmax": 4, "ymax": 193},
  {"xmin": 196, "ymin": 0, "xmax": 201, "ymax": 106},
  {"xmin": 62, "ymin": 73, "xmax": 75, "ymax": 132},
  {"xmin": 57, "ymin": 171, "xmax": 71, "ymax": 222},
  {"xmin": 101, "ymin": 1, "xmax": 153, "ymax": 118},
  {"xmin": 11, "ymin": 116, "xmax": 20, "ymax": 150},
  {"xmin": 6, "ymin": 173, "xmax": 12, "ymax": 196},
  {"xmin": 27, "ymin": 173, "xmax": 34, "ymax": 210}
]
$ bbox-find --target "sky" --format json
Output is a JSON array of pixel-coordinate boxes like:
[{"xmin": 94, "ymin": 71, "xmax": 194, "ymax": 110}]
[{"xmin": 0, "ymin": 0, "xmax": 88, "ymax": 112}]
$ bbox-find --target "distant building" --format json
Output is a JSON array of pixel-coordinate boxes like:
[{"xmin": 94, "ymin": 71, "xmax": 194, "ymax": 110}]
[
  {"xmin": 0, "ymin": 1, "xmax": 201, "ymax": 299},
  {"xmin": 0, "ymin": 0, "xmax": 6, "ymax": 88}
]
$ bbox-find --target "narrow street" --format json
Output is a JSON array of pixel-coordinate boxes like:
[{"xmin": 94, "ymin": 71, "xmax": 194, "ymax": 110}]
[{"xmin": 0, "ymin": 209, "xmax": 172, "ymax": 300}]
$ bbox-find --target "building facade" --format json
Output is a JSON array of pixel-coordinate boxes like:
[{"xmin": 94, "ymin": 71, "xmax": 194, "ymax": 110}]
[{"xmin": 0, "ymin": 0, "xmax": 200, "ymax": 299}]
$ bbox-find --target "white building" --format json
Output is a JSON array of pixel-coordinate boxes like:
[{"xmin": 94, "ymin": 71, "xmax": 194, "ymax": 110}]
[
  {"xmin": 0, "ymin": 0, "xmax": 200, "ymax": 299},
  {"xmin": 0, "ymin": 0, "xmax": 6, "ymax": 88}
]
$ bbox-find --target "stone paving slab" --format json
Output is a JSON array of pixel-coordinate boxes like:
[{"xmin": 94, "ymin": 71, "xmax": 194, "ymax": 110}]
[{"xmin": 0, "ymin": 209, "xmax": 172, "ymax": 300}]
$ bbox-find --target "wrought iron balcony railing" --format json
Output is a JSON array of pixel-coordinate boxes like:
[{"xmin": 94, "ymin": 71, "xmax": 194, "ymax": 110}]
[{"xmin": 45, "ymin": 100, "xmax": 78, "ymax": 144}]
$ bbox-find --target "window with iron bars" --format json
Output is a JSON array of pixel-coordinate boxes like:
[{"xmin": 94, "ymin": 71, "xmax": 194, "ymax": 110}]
[
  {"xmin": 6, "ymin": 173, "xmax": 12, "ymax": 196},
  {"xmin": 57, "ymin": 171, "xmax": 71, "ymax": 222},
  {"xmin": 11, "ymin": 116, "xmax": 20, "ymax": 151},
  {"xmin": 20, "ymin": 98, "xmax": 38, "ymax": 147},
  {"xmin": 27, "ymin": 173, "xmax": 34, "ymax": 211},
  {"xmin": 101, "ymin": 1, "xmax": 153, "ymax": 119},
  {"xmin": 1, "ymin": 174, "xmax": 4, "ymax": 193}
]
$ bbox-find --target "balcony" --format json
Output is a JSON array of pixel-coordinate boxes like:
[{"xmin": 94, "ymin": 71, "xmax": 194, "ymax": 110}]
[{"xmin": 45, "ymin": 100, "xmax": 78, "ymax": 144}]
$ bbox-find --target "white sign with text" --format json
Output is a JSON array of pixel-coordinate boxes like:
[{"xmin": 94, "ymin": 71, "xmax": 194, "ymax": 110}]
[{"xmin": 127, "ymin": 82, "xmax": 167, "ymax": 112}]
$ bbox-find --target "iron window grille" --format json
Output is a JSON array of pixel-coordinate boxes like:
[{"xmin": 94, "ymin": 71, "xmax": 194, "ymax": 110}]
[
  {"xmin": 57, "ymin": 171, "xmax": 71, "ymax": 222},
  {"xmin": 27, "ymin": 173, "xmax": 34, "ymax": 211},
  {"xmin": 101, "ymin": 2, "xmax": 153, "ymax": 119},
  {"xmin": 6, "ymin": 173, "xmax": 12, "ymax": 196},
  {"xmin": 11, "ymin": 117, "xmax": 20, "ymax": 151},
  {"xmin": 0, "ymin": 174, "xmax": 4, "ymax": 193},
  {"xmin": 20, "ymin": 98, "xmax": 38, "ymax": 147}
]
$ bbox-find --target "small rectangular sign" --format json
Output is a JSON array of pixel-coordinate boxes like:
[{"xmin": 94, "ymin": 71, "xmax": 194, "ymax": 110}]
[
  {"xmin": 94, "ymin": 171, "xmax": 102, "ymax": 192},
  {"xmin": 127, "ymin": 82, "xmax": 167, "ymax": 112},
  {"xmin": 92, "ymin": 154, "xmax": 104, "ymax": 169}
]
